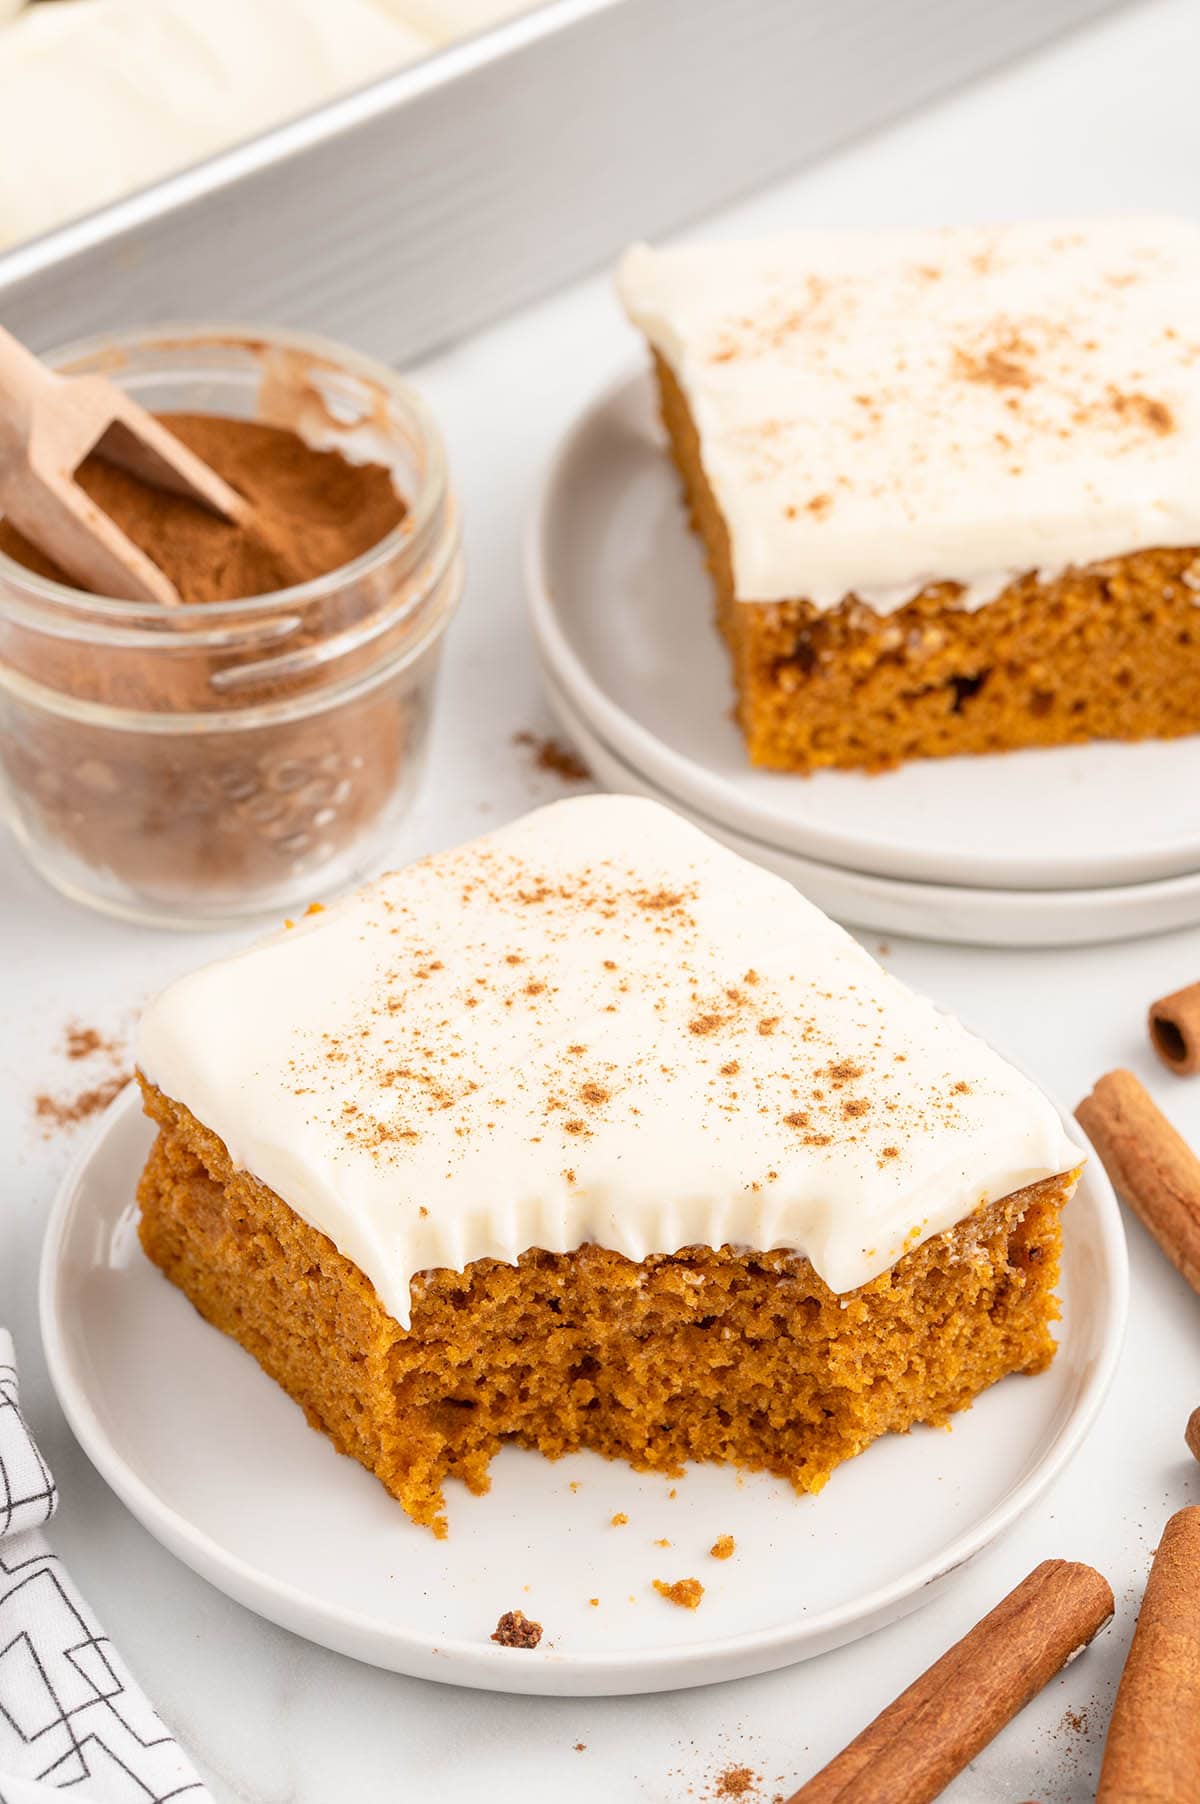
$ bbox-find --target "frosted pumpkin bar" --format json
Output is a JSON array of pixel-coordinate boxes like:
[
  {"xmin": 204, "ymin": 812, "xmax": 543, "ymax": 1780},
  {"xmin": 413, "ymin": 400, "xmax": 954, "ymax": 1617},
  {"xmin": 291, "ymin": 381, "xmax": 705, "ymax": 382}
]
[
  {"xmin": 135, "ymin": 796, "xmax": 1082, "ymax": 1534},
  {"xmin": 618, "ymin": 219, "xmax": 1200, "ymax": 771}
]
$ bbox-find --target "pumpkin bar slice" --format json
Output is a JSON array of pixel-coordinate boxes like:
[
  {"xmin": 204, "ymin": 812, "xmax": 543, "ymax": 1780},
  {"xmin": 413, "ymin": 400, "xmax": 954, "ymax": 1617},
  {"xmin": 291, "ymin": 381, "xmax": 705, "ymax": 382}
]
[
  {"xmin": 135, "ymin": 795, "xmax": 1082, "ymax": 1535},
  {"xmin": 618, "ymin": 218, "xmax": 1200, "ymax": 771}
]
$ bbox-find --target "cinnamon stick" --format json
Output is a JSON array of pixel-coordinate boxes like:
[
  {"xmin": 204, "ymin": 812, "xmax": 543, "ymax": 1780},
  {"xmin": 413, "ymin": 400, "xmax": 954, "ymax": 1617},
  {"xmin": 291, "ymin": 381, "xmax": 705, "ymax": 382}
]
[
  {"xmin": 1150, "ymin": 982, "xmax": 1200, "ymax": 1076},
  {"xmin": 786, "ymin": 1560, "xmax": 1113, "ymax": 1804},
  {"xmin": 1076, "ymin": 1069, "xmax": 1200, "ymax": 1295},
  {"xmin": 1096, "ymin": 1507, "xmax": 1200, "ymax": 1802},
  {"xmin": 1187, "ymin": 1407, "xmax": 1200, "ymax": 1465}
]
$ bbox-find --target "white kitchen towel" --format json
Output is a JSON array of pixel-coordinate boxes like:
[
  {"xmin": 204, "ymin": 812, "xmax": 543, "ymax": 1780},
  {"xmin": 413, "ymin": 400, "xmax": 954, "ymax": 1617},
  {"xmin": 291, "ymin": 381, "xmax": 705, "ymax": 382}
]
[{"xmin": 0, "ymin": 1332, "xmax": 209, "ymax": 1803}]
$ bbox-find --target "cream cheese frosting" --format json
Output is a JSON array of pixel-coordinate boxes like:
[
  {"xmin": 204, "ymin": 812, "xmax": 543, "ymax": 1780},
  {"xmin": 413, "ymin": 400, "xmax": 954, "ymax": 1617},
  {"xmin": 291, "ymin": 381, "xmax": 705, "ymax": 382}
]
[
  {"xmin": 137, "ymin": 796, "xmax": 1082, "ymax": 1328},
  {"xmin": 373, "ymin": 0, "xmax": 536, "ymax": 38},
  {"xmin": 618, "ymin": 219, "xmax": 1200, "ymax": 611}
]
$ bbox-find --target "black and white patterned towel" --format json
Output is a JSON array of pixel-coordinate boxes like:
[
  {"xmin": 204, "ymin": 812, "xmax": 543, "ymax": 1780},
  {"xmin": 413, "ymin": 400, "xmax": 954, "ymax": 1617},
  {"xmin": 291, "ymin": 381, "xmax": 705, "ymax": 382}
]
[{"xmin": 0, "ymin": 1333, "xmax": 209, "ymax": 1803}]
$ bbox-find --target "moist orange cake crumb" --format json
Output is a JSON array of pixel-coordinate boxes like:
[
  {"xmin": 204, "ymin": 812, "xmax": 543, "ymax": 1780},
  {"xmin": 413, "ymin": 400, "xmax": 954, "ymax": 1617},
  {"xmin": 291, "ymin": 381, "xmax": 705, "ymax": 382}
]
[
  {"xmin": 654, "ymin": 1578, "xmax": 704, "ymax": 1609},
  {"xmin": 710, "ymin": 1536, "xmax": 736, "ymax": 1561},
  {"xmin": 137, "ymin": 1075, "xmax": 1071, "ymax": 1537},
  {"xmin": 134, "ymin": 798, "xmax": 1082, "ymax": 1535}
]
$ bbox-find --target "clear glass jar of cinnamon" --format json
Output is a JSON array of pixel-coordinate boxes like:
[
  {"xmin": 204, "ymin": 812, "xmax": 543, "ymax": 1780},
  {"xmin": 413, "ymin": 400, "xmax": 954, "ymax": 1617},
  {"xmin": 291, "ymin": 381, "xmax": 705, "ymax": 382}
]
[{"xmin": 0, "ymin": 324, "xmax": 462, "ymax": 926}]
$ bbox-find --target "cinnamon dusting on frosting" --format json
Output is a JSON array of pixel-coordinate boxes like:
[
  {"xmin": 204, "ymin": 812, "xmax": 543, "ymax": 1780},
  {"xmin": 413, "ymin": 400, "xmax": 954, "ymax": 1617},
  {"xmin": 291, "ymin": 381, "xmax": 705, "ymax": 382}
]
[
  {"xmin": 619, "ymin": 220, "xmax": 1200, "ymax": 611},
  {"xmin": 137, "ymin": 796, "xmax": 1081, "ymax": 1328}
]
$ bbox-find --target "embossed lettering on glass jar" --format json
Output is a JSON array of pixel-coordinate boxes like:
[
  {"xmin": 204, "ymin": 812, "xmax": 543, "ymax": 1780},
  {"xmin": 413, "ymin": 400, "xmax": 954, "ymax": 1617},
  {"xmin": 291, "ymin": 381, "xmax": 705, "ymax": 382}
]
[{"xmin": 0, "ymin": 325, "xmax": 463, "ymax": 926}]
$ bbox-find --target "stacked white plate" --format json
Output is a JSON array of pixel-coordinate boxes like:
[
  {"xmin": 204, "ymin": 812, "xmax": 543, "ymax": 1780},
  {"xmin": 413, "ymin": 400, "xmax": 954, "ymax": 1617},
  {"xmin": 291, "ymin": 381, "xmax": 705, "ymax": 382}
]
[{"xmin": 526, "ymin": 372, "xmax": 1200, "ymax": 948}]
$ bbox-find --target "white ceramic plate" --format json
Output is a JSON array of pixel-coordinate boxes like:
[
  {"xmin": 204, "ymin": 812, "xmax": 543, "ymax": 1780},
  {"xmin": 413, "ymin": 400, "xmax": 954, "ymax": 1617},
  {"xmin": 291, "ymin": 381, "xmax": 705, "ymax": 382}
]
[
  {"xmin": 41, "ymin": 1084, "xmax": 1126, "ymax": 1696},
  {"xmin": 527, "ymin": 371, "xmax": 1200, "ymax": 893},
  {"xmin": 543, "ymin": 669, "xmax": 1200, "ymax": 948}
]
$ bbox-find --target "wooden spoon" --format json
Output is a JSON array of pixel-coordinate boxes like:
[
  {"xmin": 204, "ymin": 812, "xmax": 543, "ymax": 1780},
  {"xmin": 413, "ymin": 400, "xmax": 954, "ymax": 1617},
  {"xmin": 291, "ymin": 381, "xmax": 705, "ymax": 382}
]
[{"xmin": 0, "ymin": 324, "xmax": 249, "ymax": 606}]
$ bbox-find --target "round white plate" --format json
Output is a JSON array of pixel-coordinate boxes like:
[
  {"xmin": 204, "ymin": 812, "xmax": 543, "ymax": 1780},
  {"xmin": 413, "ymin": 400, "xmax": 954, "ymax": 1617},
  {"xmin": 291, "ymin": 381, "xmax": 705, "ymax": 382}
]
[
  {"xmin": 527, "ymin": 370, "xmax": 1200, "ymax": 893},
  {"xmin": 543, "ymin": 669, "xmax": 1200, "ymax": 948},
  {"xmin": 42, "ymin": 1085, "xmax": 1126, "ymax": 1696}
]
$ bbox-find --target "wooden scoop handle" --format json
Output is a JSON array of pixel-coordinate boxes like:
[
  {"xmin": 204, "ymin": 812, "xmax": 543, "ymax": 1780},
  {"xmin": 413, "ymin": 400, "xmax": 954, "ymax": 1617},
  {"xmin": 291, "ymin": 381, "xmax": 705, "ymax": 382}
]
[
  {"xmin": 0, "ymin": 323, "xmax": 248, "ymax": 605},
  {"xmin": 0, "ymin": 327, "xmax": 59, "ymax": 453}
]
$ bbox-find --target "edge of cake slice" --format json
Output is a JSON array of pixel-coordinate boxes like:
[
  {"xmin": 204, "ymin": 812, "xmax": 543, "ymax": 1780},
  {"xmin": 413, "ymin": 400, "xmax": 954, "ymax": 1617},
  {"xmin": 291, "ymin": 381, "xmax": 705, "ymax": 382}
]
[
  {"xmin": 135, "ymin": 794, "xmax": 1084, "ymax": 1532},
  {"xmin": 618, "ymin": 220, "xmax": 1200, "ymax": 771}
]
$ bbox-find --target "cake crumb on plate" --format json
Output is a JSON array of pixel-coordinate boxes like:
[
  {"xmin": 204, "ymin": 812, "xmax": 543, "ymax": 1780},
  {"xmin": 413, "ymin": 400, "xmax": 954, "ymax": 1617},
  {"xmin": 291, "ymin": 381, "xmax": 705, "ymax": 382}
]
[
  {"xmin": 653, "ymin": 1577, "xmax": 704, "ymax": 1609},
  {"xmin": 491, "ymin": 1609, "xmax": 542, "ymax": 1648}
]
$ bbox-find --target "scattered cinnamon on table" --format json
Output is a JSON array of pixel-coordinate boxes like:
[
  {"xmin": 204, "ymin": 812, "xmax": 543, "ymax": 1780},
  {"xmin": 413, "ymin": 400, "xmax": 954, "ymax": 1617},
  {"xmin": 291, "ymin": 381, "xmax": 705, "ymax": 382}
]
[
  {"xmin": 784, "ymin": 1559, "xmax": 1113, "ymax": 1804},
  {"xmin": 715, "ymin": 1767, "xmax": 759, "ymax": 1797},
  {"xmin": 1149, "ymin": 981, "xmax": 1200, "ymax": 1075},
  {"xmin": 1075, "ymin": 1069, "xmax": 1200, "ymax": 1295},
  {"xmin": 513, "ymin": 729, "xmax": 591, "ymax": 783},
  {"xmin": 64, "ymin": 1024, "xmax": 120, "ymax": 1062},
  {"xmin": 34, "ymin": 1075, "xmax": 128, "ymax": 1134},
  {"xmin": 1095, "ymin": 1506, "xmax": 1200, "ymax": 1801},
  {"xmin": 34, "ymin": 1020, "xmax": 131, "ymax": 1135}
]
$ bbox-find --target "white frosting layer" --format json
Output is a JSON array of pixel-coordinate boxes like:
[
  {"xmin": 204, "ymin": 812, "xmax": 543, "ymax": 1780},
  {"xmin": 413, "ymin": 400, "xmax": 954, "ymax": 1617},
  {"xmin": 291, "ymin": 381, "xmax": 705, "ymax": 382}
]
[
  {"xmin": 138, "ymin": 797, "xmax": 1082, "ymax": 1328},
  {"xmin": 373, "ymin": 0, "xmax": 535, "ymax": 38},
  {"xmin": 618, "ymin": 219, "xmax": 1200, "ymax": 611}
]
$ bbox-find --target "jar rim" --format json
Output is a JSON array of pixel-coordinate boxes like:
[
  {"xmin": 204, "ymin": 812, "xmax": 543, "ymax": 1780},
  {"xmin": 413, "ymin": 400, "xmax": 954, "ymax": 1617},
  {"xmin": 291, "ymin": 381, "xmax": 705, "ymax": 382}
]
[{"xmin": 0, "ymin": 319, "xmax": 449, "ymax": 621}]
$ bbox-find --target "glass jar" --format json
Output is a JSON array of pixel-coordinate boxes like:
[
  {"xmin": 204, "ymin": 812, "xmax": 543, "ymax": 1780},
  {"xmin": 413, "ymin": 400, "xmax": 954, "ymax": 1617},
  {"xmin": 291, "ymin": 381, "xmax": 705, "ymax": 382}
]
[{"xmin": 0, "ymin": 324, "xmax": 463, "ymax": 927}]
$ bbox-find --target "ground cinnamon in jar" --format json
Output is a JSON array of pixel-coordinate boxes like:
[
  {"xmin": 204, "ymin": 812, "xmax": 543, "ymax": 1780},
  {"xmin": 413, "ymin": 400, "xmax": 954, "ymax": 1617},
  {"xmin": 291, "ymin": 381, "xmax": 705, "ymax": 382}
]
[
  {"xmin": 0, "ymin": 415, "xmax": 405, "ymax": 602},
  {"xmin": 0, "ymin": 334, "xmax": 461, "ymax": 925}
]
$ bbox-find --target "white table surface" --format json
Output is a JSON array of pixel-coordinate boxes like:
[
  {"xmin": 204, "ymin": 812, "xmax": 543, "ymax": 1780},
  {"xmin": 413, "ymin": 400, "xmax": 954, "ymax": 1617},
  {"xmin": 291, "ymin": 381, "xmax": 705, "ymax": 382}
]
[{"xmin": 4, "ymin": 3, "xmax": 1200, "ymax": 1798}]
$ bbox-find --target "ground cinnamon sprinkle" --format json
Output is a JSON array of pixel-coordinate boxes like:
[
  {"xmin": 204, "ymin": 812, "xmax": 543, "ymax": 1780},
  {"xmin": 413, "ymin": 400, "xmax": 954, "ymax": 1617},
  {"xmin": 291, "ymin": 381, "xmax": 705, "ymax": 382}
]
[
  {"xmin": 35, "ymin": 1074, "xmax": 129, "ymax": 1132},
  {"xmin": 0, "ymin": 415, "xmax": 403, "ymax": 603},
  {"xmin": 715, "ymin": 1768, "xmax": 758, "ymax": 1798},
  {"xmin": 513, "ymin": 731, "xmax": 591, "ymax": 783},
  {"xmin": 34, "ymin": 1023, "xmax": 131, "ymax": 1134}
]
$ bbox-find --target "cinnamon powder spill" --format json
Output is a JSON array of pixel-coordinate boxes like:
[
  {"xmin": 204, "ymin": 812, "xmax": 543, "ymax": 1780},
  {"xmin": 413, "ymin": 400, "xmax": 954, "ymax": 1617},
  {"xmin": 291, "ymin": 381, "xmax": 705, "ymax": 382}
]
[
  {"xmin": 35, "ymin": 1075, "xmax": 129, "ymax": 1133},
  {"xmin": 953, "ymin": 341, "xmax": 1034, "ymax": 390},
  {"xmin": 34, "ymin": 1023, "xmax": 131, "ymax": 1135},
  {"xmin": 715, "ymin": 1769, "xmax": 759, "ymax": 1798},
  {"xmin": 513, "ymin": 731, "xmax": 591, "ymax": 783},
  {"xmin": 64, "ymin": 1025, "xmax": 116, "ymax": 1061},
  {"xmin": 0, "ymin": 414, "xmax": 405, "ymax": 604},
  {"xmin": 1060, "ymin": 1704, "xmax": 1092, "ymax": 1738}
]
